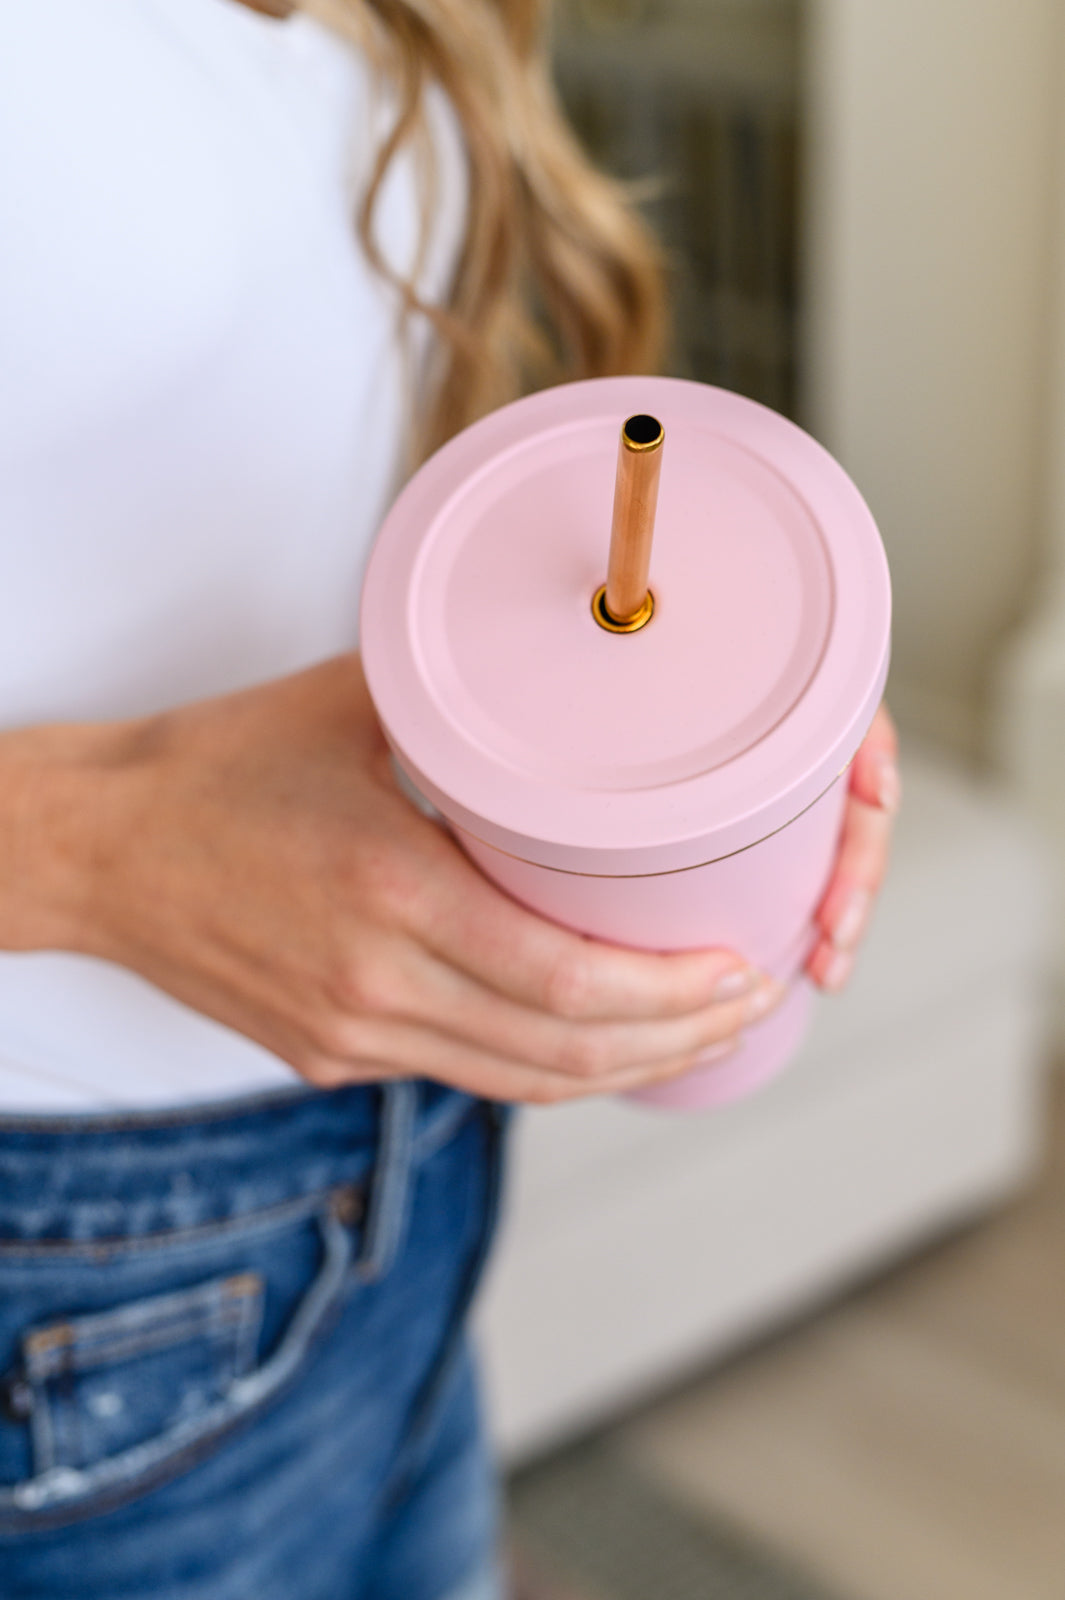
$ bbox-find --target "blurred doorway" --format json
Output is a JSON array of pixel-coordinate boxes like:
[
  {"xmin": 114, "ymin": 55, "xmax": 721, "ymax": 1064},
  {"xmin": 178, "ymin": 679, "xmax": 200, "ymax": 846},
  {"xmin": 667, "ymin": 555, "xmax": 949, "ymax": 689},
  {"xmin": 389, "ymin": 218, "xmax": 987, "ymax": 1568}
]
[{"xmin": 554, "ymin": 0, "xmax": 801, "ymax": 416}]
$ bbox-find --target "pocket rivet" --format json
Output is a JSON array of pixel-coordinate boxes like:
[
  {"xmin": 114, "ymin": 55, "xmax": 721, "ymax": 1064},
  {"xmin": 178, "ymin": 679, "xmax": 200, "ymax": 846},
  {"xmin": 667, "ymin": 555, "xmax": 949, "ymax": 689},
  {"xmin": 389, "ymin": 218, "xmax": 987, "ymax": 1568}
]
[
  {"xmin": 332, "ymin": 1186, "xmax": 364, "ymax": 1227},
  {"xmin": 25, "ymin": 1323, "xmax": 74, "ymax": 1356},
  {"xmin": 1, "ymin": 1376, "xmax": 35, "ymax": 1423},
  {"xmin": 223, "ymin": 1272, "xmax": 262, "ymax": 1300}
]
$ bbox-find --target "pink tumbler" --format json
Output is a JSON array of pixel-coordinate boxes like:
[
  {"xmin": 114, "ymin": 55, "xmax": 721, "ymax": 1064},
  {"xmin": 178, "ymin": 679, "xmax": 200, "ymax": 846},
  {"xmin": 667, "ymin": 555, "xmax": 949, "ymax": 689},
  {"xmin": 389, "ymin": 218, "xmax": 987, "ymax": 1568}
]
[{"xmin": 360, "ymin": 376, "xmax": 891, "ymax": 1108}]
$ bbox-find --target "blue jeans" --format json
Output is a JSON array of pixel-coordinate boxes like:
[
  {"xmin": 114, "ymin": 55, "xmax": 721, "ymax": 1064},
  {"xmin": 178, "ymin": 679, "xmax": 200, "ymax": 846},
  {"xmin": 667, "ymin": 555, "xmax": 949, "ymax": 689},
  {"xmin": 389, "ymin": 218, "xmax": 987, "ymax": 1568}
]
[{"xmin": 0, "ymin": 1082, "xmax": 509, "ymax": 1599}]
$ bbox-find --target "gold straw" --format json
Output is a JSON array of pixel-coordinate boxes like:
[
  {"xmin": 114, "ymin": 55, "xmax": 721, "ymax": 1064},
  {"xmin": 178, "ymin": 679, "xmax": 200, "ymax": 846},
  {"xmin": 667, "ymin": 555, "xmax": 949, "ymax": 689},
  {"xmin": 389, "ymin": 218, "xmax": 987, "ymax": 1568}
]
[{"xmin": 593, "ymin": 413, "xmax": 663, "ymax": 634}]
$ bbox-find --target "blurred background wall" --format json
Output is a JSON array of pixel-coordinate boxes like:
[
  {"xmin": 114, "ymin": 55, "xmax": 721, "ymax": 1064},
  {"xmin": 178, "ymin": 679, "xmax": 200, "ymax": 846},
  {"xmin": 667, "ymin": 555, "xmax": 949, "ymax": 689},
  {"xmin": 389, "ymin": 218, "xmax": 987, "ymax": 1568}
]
[
  {"xmin": 554, "ymin": 0, "xmax": 1065, "ymax": 1035},
  {"xmin": 802, "ymin": 0, "xmax": 1056, "ymax": 757},
  {"xmin": 483, "ymin": 2, "xmax": 1063, "ymax": 1498}
]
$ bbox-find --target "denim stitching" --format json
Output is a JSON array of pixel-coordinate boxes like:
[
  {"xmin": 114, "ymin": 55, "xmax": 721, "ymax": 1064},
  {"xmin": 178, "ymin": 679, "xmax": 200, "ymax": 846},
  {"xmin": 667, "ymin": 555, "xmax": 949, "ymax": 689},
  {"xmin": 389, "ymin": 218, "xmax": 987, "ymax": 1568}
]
[
  {"xmin": 24, "ymin": 1300, "xmax": 260, "ymax": 1382},
  {"xmin": 0, "ymin": 1081, "xmax": 470, "ymax": 1142},
  {"xmin": 0, "ymin": 1091, "xmax": 470, "ymax": 1261},
  {"xmin": 357, "ymin": 1083, "xmax": 417, "ymax": 1283},
  {"xmin": 23, "ymin": 1280, "xmax": 265, "ymax": 1484},
  {"xmin": 231, "ymin": 1281, "xmax": 265, "ymax": 1382},
  {"xmin": 24, "ymin": 1273, "xmax": 259, "ymax": 1361},
  {"xmin": 0, "ymin": 1181, "xmax": 364, "ymax": 1262},
  {"xmin": 27, "ymin": 1315, "xmax": 237, "ymax": 1383},
  {"xmin": 410, "ymin": 1093, "xmax": 476, "ymax": 1165},
  {"xmin": 0, "ymin": 1086, "xmax": 313, "ymax": 1136},
  {"xmin": 28, "ymin": 1378, "xmax": 55, "ymax": 1478},
  {"xmin": 0, "ymin": 1087, "xmax": 483, "ymax": 1529},
  {"xmin": 383, "ymin": 1101, "xmax": 508, "ymax": 1508},
  {"xmin": 3, "ymin": 1201, "xmax": 356, "ymax": 1517}
]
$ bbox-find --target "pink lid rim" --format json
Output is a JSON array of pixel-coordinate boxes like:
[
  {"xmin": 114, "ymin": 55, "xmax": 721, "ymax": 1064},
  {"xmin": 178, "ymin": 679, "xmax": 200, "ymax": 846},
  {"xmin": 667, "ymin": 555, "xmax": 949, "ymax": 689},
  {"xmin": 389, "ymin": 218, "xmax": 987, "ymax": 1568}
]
[{"xmin": 361, "ymin": 377, "xmax": 891, "ymax": 876}]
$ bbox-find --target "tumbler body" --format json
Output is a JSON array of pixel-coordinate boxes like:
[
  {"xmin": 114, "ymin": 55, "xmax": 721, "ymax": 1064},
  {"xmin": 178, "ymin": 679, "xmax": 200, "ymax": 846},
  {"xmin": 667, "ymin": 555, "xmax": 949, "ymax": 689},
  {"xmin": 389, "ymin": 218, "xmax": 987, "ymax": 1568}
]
[
  {"xmin": 452, "ymin": 770, "xmax": 845, "ymax": 1107},
  {"xmin": 361, "ymin": 376, "xmax": 891, "ymax": 1109}
]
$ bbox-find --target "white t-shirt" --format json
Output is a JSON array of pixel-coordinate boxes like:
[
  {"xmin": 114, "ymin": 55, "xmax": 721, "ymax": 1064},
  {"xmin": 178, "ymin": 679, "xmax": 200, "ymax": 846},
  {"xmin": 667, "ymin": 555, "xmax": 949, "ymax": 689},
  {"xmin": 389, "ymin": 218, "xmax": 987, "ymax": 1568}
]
[{"xmin": 0, "ymin": 0, "xmax": 468, "ymax": 1109}]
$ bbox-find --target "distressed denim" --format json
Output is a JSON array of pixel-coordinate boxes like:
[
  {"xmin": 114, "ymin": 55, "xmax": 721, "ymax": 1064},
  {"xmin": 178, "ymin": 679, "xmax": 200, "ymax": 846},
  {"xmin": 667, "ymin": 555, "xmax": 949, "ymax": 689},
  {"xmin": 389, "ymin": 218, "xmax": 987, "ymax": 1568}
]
[{"xmin": 0, "ymin": 1082, "xmax": 509, "ymax": 1600}]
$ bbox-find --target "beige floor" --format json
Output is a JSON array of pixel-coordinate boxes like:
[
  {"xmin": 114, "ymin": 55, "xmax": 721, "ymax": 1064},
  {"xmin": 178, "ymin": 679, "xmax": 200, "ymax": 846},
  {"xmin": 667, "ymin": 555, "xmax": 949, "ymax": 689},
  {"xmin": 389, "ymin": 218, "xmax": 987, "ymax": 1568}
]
[{"xmin": 615, "ymin": 1074, "xmax": 1065, "ymax": 1600}]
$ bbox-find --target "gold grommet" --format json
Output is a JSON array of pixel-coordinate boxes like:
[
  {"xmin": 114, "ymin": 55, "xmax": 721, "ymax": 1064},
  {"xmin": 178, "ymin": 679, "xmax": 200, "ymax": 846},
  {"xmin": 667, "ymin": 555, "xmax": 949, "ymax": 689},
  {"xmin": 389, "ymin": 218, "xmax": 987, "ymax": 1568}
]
[{"xmin": 591, "ymin": 584, "xmax": 655, "ymax": 634}]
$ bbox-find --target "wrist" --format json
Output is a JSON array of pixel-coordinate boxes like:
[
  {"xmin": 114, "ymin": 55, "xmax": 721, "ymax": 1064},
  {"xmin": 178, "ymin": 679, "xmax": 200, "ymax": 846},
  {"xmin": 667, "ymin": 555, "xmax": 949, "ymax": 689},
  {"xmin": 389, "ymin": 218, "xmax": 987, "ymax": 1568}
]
[{"xmin": 0, "ymin": 717, "xmax": 147, "ymax": 956}]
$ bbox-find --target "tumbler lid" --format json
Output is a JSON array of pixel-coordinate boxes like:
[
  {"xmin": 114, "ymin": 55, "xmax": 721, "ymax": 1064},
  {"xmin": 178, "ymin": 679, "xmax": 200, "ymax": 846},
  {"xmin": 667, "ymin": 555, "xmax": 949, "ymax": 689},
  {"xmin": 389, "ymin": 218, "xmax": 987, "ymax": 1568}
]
[{"xmin": 361, "ymin": 377, "xmax": 890, "ymax": 875}]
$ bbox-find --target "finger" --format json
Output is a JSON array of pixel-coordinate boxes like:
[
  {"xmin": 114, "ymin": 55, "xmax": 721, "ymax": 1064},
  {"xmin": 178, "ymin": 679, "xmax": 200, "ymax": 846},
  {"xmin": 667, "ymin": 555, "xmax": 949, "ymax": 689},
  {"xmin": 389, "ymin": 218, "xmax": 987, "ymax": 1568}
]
[
  {"xmin": 417, "ymin": 840, "xmax": 762, "ymax": 1024},
  {"xmin": 821, "ymin": 778, "xmax": 896, "ymax": 925},
  {"xmin": 807, "ymin": 940, "xmax": 854, "ymax": 994},
  {"xmin": 806, "ymin": 803, "xmax": 891, "ymax": 990},
  {"xmin": 847, "ymin": 703, "xmax": 900, "ymax": 815},
  {"xmin": 807, "ymin": 764, "xmax": 898, "ymax": 995},
  {"xmin": 312, "ymin": 1011, "xmax": 747, "ymax": 1106},
  {"xmin": 378, "ymin": 937, "xmax": 785, "ymax": 1079}
]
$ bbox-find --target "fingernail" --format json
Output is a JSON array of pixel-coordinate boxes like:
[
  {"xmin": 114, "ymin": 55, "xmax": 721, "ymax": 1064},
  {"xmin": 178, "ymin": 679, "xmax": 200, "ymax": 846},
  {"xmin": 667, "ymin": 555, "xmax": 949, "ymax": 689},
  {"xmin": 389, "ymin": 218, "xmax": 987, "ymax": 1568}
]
[
  {"xmin": 821, "ymin": 948, "xmax": 853, "ymax": 992},
  {"xmin": 712, "ymin": 967, "xmax": 761, "ymax": 1003},
  {"xmin": 745, "ymin": 979, "xmax": 786, "ymax": 1023},
  {"xmin": 876, "ymin": 755, "xmax": 901, "ymax": 814},
  {"xmin": 832, "ymin": 888, "xmax": 871, "ymax": 951}
]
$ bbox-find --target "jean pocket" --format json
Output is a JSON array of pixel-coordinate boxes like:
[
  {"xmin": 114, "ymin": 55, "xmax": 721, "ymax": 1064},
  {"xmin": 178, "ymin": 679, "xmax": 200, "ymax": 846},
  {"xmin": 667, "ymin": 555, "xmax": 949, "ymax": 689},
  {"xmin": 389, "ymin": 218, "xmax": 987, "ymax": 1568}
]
[
  {"xmin": 0, "ymin": 1184, "xmax": 362, "ymax": 1529},
  {"xmin": 21, "ymin": 1269, "xmax": 264, "ymax": 1479}
]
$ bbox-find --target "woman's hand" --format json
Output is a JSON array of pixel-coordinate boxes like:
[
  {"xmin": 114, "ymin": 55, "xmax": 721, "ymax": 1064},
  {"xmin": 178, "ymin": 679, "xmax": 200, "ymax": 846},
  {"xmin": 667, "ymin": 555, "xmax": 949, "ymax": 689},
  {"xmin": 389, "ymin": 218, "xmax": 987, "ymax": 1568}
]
[
  {"xmin": 3, "ymin": 654, "xmax": 784, "ymax": 1105},
  {"xmin": 806, "ymin": 702, "xmax": 900, "ymax": 992}
]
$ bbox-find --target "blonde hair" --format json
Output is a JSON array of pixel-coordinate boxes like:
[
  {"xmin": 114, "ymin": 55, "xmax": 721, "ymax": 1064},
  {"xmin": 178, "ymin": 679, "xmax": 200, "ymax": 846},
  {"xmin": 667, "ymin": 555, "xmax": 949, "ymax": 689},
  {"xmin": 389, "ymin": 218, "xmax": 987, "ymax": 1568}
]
[{"xmin": 302, "ymin": 0, "xmax": 666, "ymax": 461}]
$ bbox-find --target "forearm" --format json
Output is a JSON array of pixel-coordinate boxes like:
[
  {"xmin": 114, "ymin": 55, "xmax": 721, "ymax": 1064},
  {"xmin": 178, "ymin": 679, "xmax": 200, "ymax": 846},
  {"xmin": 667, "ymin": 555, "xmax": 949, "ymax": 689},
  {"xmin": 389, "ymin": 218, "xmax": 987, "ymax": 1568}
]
[
  {"xmin": 0, "ymin": 718, "xmax": 136, "ymax": 956},
  {"xmin": 0, "ymin": 658, "xmax": 794, "ymax": 1103}
]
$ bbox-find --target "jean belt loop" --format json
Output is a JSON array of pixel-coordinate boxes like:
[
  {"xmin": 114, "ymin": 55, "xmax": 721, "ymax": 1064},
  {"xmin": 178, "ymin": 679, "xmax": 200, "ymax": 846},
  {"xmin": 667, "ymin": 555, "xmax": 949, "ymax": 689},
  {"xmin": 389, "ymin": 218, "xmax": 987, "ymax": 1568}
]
[{"xmin": 356, "ymin": 1080, "xmax": 419, "ymax": 1282}]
